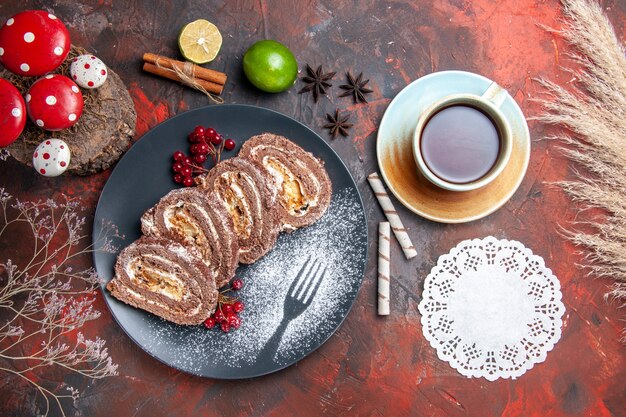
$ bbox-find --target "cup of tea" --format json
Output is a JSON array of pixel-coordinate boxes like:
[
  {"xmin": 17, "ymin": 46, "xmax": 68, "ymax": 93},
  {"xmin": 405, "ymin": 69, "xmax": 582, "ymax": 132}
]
[{"xmin": 412, "ymin": 82, "xmax": 512, "ymax": 192}]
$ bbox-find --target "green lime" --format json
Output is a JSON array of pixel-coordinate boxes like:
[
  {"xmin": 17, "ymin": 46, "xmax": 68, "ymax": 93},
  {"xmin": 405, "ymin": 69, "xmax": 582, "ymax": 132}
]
[
  {"xmin": 178, "ymin": 19, "xmax": 222, "ymax": 64},
  {"xmin": 243, "ymin": 40, "xmax": 298, "ymax": 93}
]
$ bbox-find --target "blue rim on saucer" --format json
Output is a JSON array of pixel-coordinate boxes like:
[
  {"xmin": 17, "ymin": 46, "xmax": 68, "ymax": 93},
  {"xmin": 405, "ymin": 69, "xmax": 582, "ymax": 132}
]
[{"xmin": 376, "ymin": 70, "xmax": 531, "ymax": 223}]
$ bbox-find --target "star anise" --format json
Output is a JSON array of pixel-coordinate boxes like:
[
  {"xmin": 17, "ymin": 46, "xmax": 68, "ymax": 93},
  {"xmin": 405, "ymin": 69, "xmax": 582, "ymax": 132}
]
[
  {"xmin": 338, "ymin": 72, "xmax": 373, "ymax": 104},
  {"xmin": 298, "ymin": 64, "xmax": 336, "ymax": 103},
  {"xmin": 324, "ymin": 109, "xmax": 353, "ymax": 139}
]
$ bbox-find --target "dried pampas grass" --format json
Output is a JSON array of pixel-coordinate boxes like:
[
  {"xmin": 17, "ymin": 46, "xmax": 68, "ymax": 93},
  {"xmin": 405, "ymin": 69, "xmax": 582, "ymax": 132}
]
[{"xmin": 534, "ymin": 0, "xmax": 626, "ymax": 307}]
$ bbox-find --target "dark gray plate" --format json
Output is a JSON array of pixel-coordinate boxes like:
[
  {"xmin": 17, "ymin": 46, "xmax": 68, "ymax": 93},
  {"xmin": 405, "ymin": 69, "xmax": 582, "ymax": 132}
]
[{"xmin": 93, "ymin": 104, "xmax": 367, "ymax": 379}]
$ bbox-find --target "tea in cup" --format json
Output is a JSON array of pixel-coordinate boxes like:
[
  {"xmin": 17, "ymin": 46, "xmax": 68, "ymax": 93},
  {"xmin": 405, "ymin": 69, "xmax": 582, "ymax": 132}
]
[{"xmin": 412, "ymin": 82, "xmax": 512, "ymax": 192}]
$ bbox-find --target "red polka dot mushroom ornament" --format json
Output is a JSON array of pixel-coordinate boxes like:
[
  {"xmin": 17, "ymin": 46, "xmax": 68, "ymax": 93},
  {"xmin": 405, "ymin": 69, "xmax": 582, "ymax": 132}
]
[
  {"xmin": 25, "ymin": 74, "xmax": 83, "ymax": 131},
  {"xmin": 0, "ymin": 10, "xmax": 70, "ymax": 76},
  {"xmin": 70, "ymin": 55, "xmax": 108, "ymax": 89},
  {"xmin": 0, "ymin": 78, "xmax": 26, "ymax": 147},
  {"xmin": 32, "ymin": 138, "xmax": 71, "ymax": 177}
]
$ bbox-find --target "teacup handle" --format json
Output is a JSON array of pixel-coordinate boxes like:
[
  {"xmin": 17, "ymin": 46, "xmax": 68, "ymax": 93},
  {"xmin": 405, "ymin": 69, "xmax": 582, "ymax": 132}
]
[{"xmin": 481, "ymin": 82, "xmax": 507, "ymax": 108}]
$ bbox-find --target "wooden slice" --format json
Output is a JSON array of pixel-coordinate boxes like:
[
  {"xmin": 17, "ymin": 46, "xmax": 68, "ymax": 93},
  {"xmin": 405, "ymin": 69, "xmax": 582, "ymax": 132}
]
[{"xmin": 2, "ymin": 45, "xmax": 136, "ymax": 176}]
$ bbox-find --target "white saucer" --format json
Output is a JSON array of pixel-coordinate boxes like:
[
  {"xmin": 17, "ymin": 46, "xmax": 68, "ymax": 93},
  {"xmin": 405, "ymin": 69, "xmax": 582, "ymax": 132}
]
[{"xmin": 376, "ymin": 70, "xmax": 531, "ymax": 223}]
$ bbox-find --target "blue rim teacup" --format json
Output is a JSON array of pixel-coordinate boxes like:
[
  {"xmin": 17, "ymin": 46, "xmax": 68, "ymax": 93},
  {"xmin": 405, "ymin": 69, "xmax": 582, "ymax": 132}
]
[{"xmin": 412, "ymin": 82, "xmax": 513, "ymax": 192}]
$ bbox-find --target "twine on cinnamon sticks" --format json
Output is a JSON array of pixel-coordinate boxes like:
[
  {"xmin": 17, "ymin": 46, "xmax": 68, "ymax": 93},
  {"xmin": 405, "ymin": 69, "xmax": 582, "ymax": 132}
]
[{"xmin": 142, "ymin": 53, "xmax": 227, "ymax": 103}]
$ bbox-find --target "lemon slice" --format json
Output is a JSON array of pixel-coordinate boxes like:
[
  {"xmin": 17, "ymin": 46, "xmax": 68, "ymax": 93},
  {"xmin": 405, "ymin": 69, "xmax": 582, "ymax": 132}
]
[{"xmin": 178, "ymin": 19, "xmax": 222, "ymax": 64}]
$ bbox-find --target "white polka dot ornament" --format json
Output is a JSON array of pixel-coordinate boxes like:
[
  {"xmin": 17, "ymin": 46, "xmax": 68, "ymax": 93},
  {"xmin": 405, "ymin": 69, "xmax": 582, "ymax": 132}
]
[
  {"xmin": 26, "ymin": 75, "xmax": 83, "ymax": 131},
  {"xmin": 32, "ymin": 138, "xmax": 71, "ymax": 177},
  {"xmin": 0, "ymin": 10, "xmax": 70, "ymax": 77},
  {"xmin": 70, "ymin": 55, "xmax": 108, "ymax": 89},
  {"xmin": 0, "ymin": 78, "xmax": 26, "ymax": 147}
]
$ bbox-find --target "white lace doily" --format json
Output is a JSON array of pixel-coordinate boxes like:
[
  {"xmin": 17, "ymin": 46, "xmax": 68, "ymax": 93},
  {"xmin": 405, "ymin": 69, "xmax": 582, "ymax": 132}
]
[{"xmin": 418, "ymin": 236, "xmax": 565, "ymax": 381}]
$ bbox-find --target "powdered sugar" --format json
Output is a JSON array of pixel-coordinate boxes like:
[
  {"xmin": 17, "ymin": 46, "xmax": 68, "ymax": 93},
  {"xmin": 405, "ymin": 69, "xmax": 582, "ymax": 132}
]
[{"xmin": 137, "ymin": 187, "xmax": 366, "ymax": 377}]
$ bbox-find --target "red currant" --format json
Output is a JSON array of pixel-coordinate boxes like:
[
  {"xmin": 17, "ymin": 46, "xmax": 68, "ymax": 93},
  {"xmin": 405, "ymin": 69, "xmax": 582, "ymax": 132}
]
[
  {"xmin": 172, "ymin": 162, "xmax": 184, "ymax": 173},
  {"xmin": 203, "ymin": 317, "xmax": 216, "ymax": 329},
  {"xmin": 224, "ymin": 138, "xmax": 236, "ymax": 151},
  {"xmin": 181, "ymin": 166, "xmax": 192, "ymax": 177},
  {"xmin": 220, "ymin": 322, "xmax": 231, "ymax": 333},
  {"xmin": 194, "ymin": 154, "xmax": 207, "ymax": 164},
  {"xmin": 190, "ymin": 144, "xmax": 199, "ymax": 155},
  {"xmin": 228, "ymin": 314, "xmax": 241, "ymax": 329},
  {"xmin": 173, "ymin": 174, "xmax": 184, "ymax": 184},
  {"xmin": 233, "ymin": 300, "xmax": 244, "ymax": 313},
  {"xmin": 204, "ymin": 127, "xmax": 217, "ymax": 141},
  {"xmin": 223, "ymin": 304, "xmax": 234, "ymax": 314},
  {"xmin": 231, "ymin": 278, "xmax": 243, "ymax": 291},
  {"xmin": 173, "ymin": 151, "xmax": 185, "ymax": 161},
  {"xmin": 193, "ymin": 126, "xmax": 205, "ymax": 137},
  {"xmin": 182, "ymin": 156, "xmax": 193, "ymax": 166},
  {"xmin": 197, "ymin": 143, "xmax": 209, "ymax": 155},
  {"xmin": 210, "ymin": 134, "xmax": 222, "ymax": 145},
  {"xmin": 182, "ymin": 177, "xmax": 194, "ymax": 187},
  {"xmin": 189, "ymin": 133, "xmax": 202, "ymax": 143},
  {"xmin": 214, "ymin": 309, "xmax": 226, "ymax": 323}
]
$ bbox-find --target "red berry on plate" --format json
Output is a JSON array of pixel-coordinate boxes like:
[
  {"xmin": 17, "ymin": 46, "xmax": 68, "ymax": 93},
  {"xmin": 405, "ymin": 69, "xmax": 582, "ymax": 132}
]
[
  {"xmin": 224, "ymin": 138, "xmax": 236, "ymax": 151},
  {"xmin": 223, "ymin": 304, "xmax": 234, "ymax": 314},
  {"xmin": 172, "ymin": 162, "xmax": 183, "ymax": 172},
  {"xmin": 203, "ymin": 317, "xmax": 216, "ymax": 329},
  {"xmin": 173, "ymin": 174, "xmax": 183, "ymax": 184},
  {"xmin": 233, "ymin": 300, "xmax": 244, "ymax": 313},
  {"xmin": 194, "ymin": 154, "xmax": 207, "ymax": 164},
  {"xmin": 193, "ymin": 126, "xmax": 205, "ymax": 137},
  {"xmin": 228, "ymin": 314, "xmax": 241, "ymax": 329},
  {"xmin": 182, "ymin": 156, "xmax": 193, "ymax": 166},
  {"xmin": 173, "ymin": 150, "xmax": 185, "ymax": 161},
  {"xmin": 204, "ymin": 127, "xmax": 217, "ymax": 140},
  {"xmin": 181, "ymin": 166, "xmax": 192, "ymax": 177},
  {"xmin": 220, "ymin": 322, "xmax": 231, "ymax": 333},
  {"xmin": 214, "ymin": 309, "xmax": 226, "ymax": 323},
  {"xmin": 210, "ymin": 134, "xmax": 222, "ymax": 145},
  {"xmin": 190, "ymin": 132, "xmax": 204, "ymax": 143},
  {"xmin": 182, "ymin": 177, "xmax": 194, "ymax": 187},
  {"xmin": 231, "ymin": 278, "xmax": 243, "ymax": 291},
  {"xmin": 197, "ymin": 143, "xmax": 209, "ymax": 155}
]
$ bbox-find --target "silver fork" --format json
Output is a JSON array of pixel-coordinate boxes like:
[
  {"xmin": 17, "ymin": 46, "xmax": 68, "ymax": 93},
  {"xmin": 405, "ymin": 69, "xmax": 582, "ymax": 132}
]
[{"xmin": 256, "ymin": 256, "xmax": 327, "ymax": 363}]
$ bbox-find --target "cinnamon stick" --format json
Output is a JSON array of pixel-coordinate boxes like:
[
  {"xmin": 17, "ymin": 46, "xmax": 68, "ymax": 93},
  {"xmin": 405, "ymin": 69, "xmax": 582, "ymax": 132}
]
[
  {"xmin": 142, "ymin": 62, "xmax": 224, "ymax": 95},
  {"xmin": 143, "ymin": 53, "xmax": 227, "ymax": 85}
]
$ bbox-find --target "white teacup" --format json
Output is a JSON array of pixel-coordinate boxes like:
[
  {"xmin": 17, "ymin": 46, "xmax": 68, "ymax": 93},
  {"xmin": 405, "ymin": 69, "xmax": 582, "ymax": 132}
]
[{"xmin": 412, "ymin": 82, "xmax": 512, "ymax": 192}]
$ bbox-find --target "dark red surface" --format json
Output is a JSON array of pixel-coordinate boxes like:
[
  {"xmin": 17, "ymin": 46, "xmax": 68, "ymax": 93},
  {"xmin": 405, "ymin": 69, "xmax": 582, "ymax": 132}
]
[{"xmin": 1, "ymin": 1, "xmax": 625, "ymax": 416}]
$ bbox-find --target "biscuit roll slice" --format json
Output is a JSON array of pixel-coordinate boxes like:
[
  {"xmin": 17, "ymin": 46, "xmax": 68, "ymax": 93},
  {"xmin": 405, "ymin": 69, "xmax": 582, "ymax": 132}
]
[
  {"xmin": 197, "ymin": 157, "xmax": 280, "ymax": 264},
  {"xmin": 106, "ymin": 237, "xmax": 218, "ymax": 325},
  {"xmin": 239, "ymin": 133, "xmax": 332, "ymax": 231},
  {"xmin": 140, "ymin": 189, "xmax": 239, "ymax": 288}
]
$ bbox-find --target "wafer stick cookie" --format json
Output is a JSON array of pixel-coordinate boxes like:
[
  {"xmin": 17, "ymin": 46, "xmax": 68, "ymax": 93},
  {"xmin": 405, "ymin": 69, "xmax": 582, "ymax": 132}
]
[
  {"xmin": 367, "ymin": 172, "xmax": 418, "ymax": 260},
  {"xmin": 378, "ymin": 222, "xmax": 390, "ymax": 315}
]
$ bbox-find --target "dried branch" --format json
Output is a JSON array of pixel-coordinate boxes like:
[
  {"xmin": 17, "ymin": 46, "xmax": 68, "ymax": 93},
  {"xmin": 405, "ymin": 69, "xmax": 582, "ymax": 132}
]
[{"xmin": 0, "ymin": 188, "xmax": 120, "ymax": 416}]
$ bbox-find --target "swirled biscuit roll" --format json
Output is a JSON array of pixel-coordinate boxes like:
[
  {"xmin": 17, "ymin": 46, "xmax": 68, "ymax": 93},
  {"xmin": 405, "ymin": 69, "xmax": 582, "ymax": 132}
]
[
  {"xmin": 106, "ymin": 237, "xmax": 218, "ymax": 325},
  {"xmin": 196, "ymin": 157, "xmax": 280, "ymax": 264},
  {"xmin": 140, "ymin": 189, "xmax": 239, "ymax": 289},
  {"xmin": 239, "ymin": 133, "xmax": 332, "ymax": 232}
]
